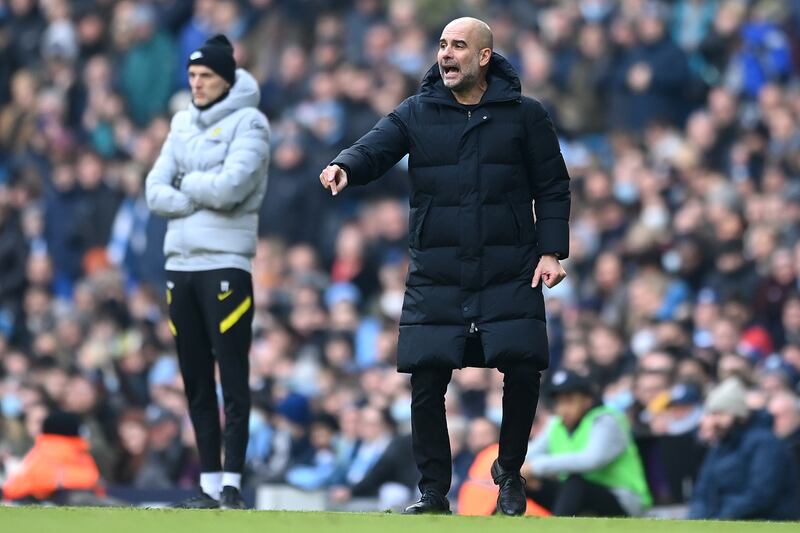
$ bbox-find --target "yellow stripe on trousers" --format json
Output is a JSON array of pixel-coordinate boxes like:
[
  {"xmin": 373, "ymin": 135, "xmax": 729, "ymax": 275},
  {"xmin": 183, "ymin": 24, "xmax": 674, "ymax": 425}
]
[
  {"xmin": 168, "ymin": 319, "xmax": 177, "ymax": 336},
  {"xmin": 220, "ymin": 296, "xmax": 252, "ymax": 334}
]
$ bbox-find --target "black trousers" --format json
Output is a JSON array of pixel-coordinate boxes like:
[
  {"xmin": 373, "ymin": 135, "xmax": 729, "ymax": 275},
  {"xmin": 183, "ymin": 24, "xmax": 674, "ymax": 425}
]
[
  {"xmin": 410, "ymin": 337, "xmax": 542, "ymax": 496},
  {"xmin": 528, "ymin": 476, "xmax": 627, "ymax": 517},
  {"xmin": 166, "ymin": 268, "xmax": 253, "ymax": 474}
]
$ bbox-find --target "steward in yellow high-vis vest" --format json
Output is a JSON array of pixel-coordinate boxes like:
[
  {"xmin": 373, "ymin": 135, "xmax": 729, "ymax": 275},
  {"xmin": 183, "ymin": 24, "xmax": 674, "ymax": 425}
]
[{"xmin": 524, "ymin": 369, "xmax": 651, "ymax": 516}]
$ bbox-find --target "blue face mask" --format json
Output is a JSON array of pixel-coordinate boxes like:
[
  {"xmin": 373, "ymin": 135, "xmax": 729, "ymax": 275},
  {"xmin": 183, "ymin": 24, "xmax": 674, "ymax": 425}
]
[
  {"xmin": 613, "ymin": 182, "xmax": 640, "ymax": 205},
  {"xmin": 249, "ymin": 410, "xmax": 267, "ymax": 433},
  {"xmin": 390, "ymin": 399, "xmax": 412, "ymax": 423},
  {"xmin": 486, "ymin": 406, "xmax": 504, "ymax": 426},
  {"xmin": 580, "ymin": 0, "xmax": 614, "ymax": 22},
  {"xmin": 604, "ymin": 390, "xmax": 634, "ymax": 412},
  {"xmin": 1, "ymin": 394, "xmax": 22, "ymax": 418}
]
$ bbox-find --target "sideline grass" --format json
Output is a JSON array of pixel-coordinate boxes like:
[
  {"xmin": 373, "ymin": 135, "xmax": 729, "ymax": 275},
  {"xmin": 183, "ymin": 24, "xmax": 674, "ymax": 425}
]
[{"xmin": 0, "ymin": 507, "xmax": 796, "ymax": 533}]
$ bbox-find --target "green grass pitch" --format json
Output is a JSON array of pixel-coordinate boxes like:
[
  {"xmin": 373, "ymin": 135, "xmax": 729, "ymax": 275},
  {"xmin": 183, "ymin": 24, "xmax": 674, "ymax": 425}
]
[{"xmin": 0, "ymin": 507, "xmax": 796, "ymax": 533}]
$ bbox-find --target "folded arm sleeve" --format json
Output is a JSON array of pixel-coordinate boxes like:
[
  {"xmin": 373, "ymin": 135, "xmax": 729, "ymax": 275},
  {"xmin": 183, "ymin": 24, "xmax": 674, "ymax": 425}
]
[
  {"xmin": 181, "ymin": 113, "xmax": 270, "ymax": 211},
  {"xmin": 145, "ymin": 131, "xmax": 196, "ymax": 217}
]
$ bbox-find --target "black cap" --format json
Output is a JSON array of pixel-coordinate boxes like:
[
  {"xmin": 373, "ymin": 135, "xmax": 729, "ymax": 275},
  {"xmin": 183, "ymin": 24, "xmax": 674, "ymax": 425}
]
[
  {"xmin": 548, "ymin": 369, "xmax": 597, "ymax": 398},
  {"xmin": 668, "ymin": 382, "xmax": 703, "ymax": 406},
  {"xmin": 42, "ymin": 412, "xmax": 82, "ymax": 437},
  {"xmin": 187, "ymin": 34, "xmax": 236, "ymax": 86}
]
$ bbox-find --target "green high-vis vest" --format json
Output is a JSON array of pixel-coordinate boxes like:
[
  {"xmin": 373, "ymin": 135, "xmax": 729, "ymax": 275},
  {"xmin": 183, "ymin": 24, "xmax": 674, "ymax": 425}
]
[{"xmin": 547, "ymin": 405, "xmax": 652, "ymax": 507}]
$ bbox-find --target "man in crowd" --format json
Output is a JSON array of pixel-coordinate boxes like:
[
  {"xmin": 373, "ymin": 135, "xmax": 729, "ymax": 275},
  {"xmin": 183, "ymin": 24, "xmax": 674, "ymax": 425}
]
[{"xmin": 689, "ymin": 378, "xmax": 800, "ymax": 520}]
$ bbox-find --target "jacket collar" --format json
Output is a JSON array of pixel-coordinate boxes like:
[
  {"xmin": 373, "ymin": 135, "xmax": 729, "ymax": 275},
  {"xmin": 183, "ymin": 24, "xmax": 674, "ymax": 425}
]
[
  {"xmin": 419, "ymin": 52, "xmax": 521, "ymax": 107},
  {"xmin": 189, "ymin": 68, "xmax": 261, "ymax": 128}
]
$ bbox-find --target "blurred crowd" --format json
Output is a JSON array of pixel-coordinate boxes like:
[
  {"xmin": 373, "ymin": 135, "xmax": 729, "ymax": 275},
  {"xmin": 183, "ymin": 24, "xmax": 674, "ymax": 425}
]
[{"xmin": 1, "ymin": 0, "xmax": 800, "ymax": 512}]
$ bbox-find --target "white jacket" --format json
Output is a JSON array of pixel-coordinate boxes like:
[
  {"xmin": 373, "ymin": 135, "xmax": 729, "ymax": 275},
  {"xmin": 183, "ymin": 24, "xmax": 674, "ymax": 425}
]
[{"xmin": 145, "ymin": 69, "xmax": 270, "ymax": 273}]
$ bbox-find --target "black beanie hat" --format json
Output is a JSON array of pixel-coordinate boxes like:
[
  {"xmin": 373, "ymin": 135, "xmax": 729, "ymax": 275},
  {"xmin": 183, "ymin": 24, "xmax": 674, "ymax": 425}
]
[{"xmin": 187, "ymin": 34, "xmax": 236, "ymax": 86}]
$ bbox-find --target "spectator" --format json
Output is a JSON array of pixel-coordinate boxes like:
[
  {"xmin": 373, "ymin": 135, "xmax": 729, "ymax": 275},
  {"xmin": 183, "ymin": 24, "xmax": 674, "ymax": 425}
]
[
  {"xmin": 525, "ymin": 369, "xmax": 652, "ymax": 517},
  {"xmin": 689, "ymin": 377, "xmax": 800, "ymax": 520},
  {"xmin": 767, "ymin": 391, "xmax": 800, "ymax": 468},
  {"xmin": 1, "ymin": 411, "xmax": 102, "ymax": 504},
  {"xmin": 115, "ymin": 2, "xmax": 175, "ymax": 127},
  {"xmin": 285, "ymin": 412, "xmax": 339, "ymax": 490},
  {"xmin": 611, "ymin": 2, "xmax": 690, "ymax": 131}
]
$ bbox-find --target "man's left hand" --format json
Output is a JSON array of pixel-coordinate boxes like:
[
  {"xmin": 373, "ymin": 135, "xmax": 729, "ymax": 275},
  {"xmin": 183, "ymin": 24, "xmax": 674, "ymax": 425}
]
[{"xmin": 532, "ymin": 254, "xmax": 566, "ymax": 288}]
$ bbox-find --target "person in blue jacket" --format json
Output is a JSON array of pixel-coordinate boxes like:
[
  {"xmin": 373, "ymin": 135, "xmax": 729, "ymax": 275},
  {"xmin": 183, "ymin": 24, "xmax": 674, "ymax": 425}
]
[{"xmin": 689, "ymin": 377, "xmax": 800, "ymax": 520}]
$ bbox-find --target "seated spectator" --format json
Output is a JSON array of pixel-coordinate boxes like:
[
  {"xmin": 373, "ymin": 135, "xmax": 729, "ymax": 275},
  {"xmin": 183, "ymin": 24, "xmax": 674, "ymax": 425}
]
[
  {"xmin": 1, "ymin": 412, "xmax": 103, "ymax": 503},
  {"xmin": 524, "ymin": 370, "xmax": 652, "ymax": 517},
  {"xmin": 689, "ymin": 378, "xmax": 800, "ymax": 520},
  {"xmin": 767, "ymin": 391, "xmax": 800, "ymax": 469},
  {"xmin": 328, "ymin": 406, "xmax": 416, "ymax": 510},
  {"xmin": 250, "ymin": 392, "xmax": 314, "ymax": 484},
  {"xmin": 457, "ymin": 441, "xmax": 550, "ymax": 517},
  {"xmin": 285, "ymin": 413, "xmax": 339, "ymax": 490},
  {"xmin": 630, "ymin": 369, "xmax": 673, "ymax": 436},
  {"xmin": 649, "ymin": 382, "xmax": 705, "ymax": 436}
]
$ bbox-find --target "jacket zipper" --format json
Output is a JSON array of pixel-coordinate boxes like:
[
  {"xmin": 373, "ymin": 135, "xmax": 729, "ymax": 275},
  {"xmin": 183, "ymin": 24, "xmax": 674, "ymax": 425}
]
[
  {"xmin": 468, "ymin": 110, "xmax": 471, "ymax": 119},
  {"xmin": 469, "ymin": 322, "xmax": 478, "ymax": 334}
]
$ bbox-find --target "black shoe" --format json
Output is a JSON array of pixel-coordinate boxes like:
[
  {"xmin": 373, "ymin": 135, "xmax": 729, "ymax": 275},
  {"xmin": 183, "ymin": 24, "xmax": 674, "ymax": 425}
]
[
  {"xmin": 219, "ymin": 486, "xmax": 246, "ymax": 510},
  {"xmin": 402, "ymin": 489, "xmax": 452, "ymax": 515},
  {"xmin": 491, "ymin": 459, "xmax": 527, "ymax": 516},
  {"xmin": 171, "ymin": 491, "xmax": 219, "ymax": 509}
]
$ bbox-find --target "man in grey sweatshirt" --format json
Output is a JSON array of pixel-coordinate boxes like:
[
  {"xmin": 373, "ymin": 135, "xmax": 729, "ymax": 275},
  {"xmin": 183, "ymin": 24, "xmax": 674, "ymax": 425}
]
[{"xmin": 145, "ymin": 34, "xmax": 270, "ymax": 510}]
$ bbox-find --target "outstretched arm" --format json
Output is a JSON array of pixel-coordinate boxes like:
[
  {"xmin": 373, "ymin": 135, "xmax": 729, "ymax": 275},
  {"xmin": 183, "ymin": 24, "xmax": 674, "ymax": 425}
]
[{"xmin": 321, "ymin": 99, "xmax": 412, "ymax": 195}]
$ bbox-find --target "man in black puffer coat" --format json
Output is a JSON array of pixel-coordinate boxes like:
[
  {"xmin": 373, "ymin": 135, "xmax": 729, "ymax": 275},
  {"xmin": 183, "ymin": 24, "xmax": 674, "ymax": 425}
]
[{"xmin": 320, "ymin": 17, "xmax": 571, "ymax": 515}]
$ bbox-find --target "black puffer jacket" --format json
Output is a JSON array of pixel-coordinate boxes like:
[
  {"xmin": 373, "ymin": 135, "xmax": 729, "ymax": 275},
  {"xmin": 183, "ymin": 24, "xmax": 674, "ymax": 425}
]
[{"xmin": 332, "ymin": 53, "xmax": 570, "ymax": 372}]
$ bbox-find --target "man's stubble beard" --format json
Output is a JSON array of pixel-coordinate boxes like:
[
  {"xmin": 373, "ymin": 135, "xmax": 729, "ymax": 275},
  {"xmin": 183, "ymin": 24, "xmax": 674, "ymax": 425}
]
[{"xmin": 444, "ymin": 68, "xmax": 478, "ymax": 94}]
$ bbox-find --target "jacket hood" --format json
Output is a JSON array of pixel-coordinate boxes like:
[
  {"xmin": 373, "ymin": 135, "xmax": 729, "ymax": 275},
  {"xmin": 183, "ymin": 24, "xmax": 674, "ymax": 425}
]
[
  {"xmin": 420, "ymin": 52, "xmax": 521, "ymax": 104},
  {"xmin": 190, "ymin": 68, "xmax": 260, "ymax": 126}
]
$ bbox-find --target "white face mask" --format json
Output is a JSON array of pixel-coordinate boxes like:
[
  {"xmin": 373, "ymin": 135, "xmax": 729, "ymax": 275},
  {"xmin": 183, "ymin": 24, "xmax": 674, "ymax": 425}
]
[
  {"xmin": 631, "ymin": 328, "xmax": 657, "ymax": 357},
  {"xmin": 380, "ymin": 291, "xmax": 404, "ymax": 320}
]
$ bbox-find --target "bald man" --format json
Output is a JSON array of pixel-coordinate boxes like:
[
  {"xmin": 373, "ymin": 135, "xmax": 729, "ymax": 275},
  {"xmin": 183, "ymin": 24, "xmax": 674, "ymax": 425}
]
[{"xmin": 320, "ymin": 18, "xmax": 571, "ymax": 515}]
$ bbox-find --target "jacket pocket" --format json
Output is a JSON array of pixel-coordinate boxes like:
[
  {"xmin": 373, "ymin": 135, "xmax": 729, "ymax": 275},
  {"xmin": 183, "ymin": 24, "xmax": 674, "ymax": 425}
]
[
  {"xmin": 202, "ymin": 137, "xmax": 229, "ymax": 170},
  {"xmin": 506, "ymin": 195, "xmax": 536, "ymax": 245},
  {"xmin": 410, "ymin": 194, "xmax": 433, "ymax": 249}
]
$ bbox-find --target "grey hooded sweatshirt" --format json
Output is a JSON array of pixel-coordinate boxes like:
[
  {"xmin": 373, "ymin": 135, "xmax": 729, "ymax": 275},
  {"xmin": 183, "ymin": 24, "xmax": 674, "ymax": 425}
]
[{"xmin": 146, "ymin": 68, "xmax": 270, "ymax": 273}]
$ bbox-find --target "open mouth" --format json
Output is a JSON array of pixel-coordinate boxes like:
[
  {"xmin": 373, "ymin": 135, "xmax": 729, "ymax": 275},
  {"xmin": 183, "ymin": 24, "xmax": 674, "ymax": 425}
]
[{"xmin": 442, "ymin": 65, "xmax": 460, "ymax": 77}]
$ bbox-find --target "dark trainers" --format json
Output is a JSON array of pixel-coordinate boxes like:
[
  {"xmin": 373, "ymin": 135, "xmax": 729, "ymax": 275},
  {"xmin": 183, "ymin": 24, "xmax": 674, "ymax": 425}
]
[
  {"xmin": 219, "ymin": 485, "xmax": 246, "ymax": 510},
  {"xmin": 491, "ymin": 459, "xmax": 527, "ymax": 516},
  {"xmin": 171, "ymin": 491, "xmax": 219, "ymax": 509},
  {"xmin": 402, "ymin": 489, "xmax": 452, "ymax": 515}
]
